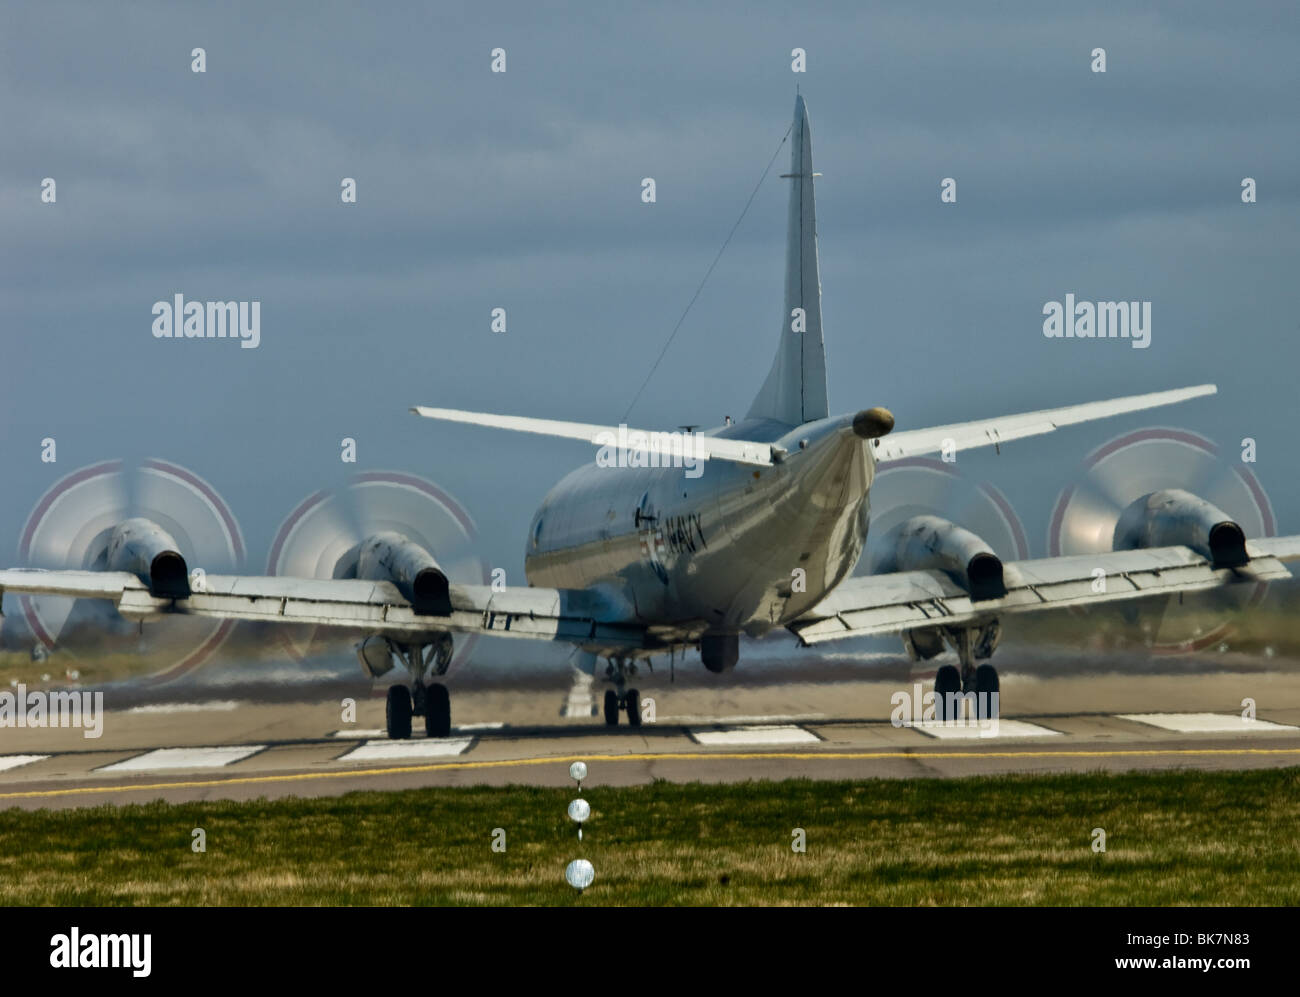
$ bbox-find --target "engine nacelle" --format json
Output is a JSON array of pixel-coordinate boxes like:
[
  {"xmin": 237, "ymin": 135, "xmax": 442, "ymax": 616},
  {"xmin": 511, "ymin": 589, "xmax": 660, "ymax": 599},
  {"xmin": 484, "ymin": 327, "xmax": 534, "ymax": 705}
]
[
  {"xmin": 105, "ymin": 517, "xmax": 191, "ymax": 598},
  {"xmin": 349, "ymin": 531, "xmax": 452, "ymax": 615},
  {"xmin": 873, "ymin": 514, "xmax": 1006, "ymax": 601},
  {"xmin": 355, "ymin": 635, "xmax": 396, "ymax": 678},
  {"xmin": 1112, "ymin": 489, "xmax": 1248, "ymax": 569}
]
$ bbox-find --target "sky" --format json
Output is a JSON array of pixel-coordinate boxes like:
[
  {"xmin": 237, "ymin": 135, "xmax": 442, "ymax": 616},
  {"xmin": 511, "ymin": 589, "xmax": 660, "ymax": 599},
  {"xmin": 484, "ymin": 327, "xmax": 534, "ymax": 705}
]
[{"xmin": 2, "ymin": 0, "xmax": 1297, "ymax": 669}]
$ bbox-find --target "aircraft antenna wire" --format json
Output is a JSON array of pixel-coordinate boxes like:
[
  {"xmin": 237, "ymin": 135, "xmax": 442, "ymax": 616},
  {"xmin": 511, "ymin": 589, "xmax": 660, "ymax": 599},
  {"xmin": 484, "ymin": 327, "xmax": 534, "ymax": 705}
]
[{"xmin": 622, "ymin": 120, "xmax": 795, "ymax": 423}]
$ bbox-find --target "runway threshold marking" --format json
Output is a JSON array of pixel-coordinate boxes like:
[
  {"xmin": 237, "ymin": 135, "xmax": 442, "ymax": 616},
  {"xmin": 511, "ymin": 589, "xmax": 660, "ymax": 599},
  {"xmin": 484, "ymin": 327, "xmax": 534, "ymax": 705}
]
[
  {"xmin": 97, "ymin": 746, "xmax": 267, "ymax": 773},
  {"xmin": 690, "ymin": 725, "xmax": 821, "ymax": 745},
  {"xmin": 910, "ymin": 720, "xmax": 1062, "ymax": 740},
  {"xmin": 0, "ymin": 755, "xmax": 50, "ymax": 773},
  {"xmin": 337, "ymin": 738, "xmax": 474, "ymax": 761},
  {"xmin": 4, "ymin": 746, "xmax": 1300, "ymax": 801},
  {"xmin": 328, "ymin": 724, "xmax": 502, "ymax": 739},
  {"xmin": 1117, "ymin": 713, "xmax": 1298, "ymax": 733}
]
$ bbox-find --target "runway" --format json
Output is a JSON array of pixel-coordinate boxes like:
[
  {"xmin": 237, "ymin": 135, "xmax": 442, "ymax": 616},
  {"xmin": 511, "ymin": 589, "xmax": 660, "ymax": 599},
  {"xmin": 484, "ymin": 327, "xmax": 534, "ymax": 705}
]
[{"xmin": 3, "ymin": 653, "xmax": 1300, "ymax": 810}]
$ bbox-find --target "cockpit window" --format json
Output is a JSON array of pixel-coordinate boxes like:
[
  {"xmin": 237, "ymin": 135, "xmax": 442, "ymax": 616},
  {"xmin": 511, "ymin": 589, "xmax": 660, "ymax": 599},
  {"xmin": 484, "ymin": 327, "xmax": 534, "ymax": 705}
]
[{"xmin": 532, "ymin": 517, "xmax": 544, "ymax": 549}]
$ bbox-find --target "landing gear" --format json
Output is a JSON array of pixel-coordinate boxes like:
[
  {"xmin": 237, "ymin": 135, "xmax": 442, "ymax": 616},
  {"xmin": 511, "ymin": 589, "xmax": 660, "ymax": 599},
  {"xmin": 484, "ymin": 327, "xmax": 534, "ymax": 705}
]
[
  {"xmin": 381, "ymin": 633, "xmax": 455, "ymax": 740},
  {"xmin": 955, "ymin": 628, "xmax": 999, "ymax": 720},
  {"xmin": 921, "ymin": 621, "xmax": 1002, "ymax": 723},
  {"xmin": 425, "ymin": 682, "xmax": 451, "ymax": 738},
  {"xmin": 974, "ymin": 663, "xmax": 999, "ymax": 720},
  {"xmin": 933, "ymin": 662, "xmax": 1000, "ymax": 722},
  {"xmin": 386, "ymin": 685, "xmax": 413, "ymax": 740},
  {"xmin": 602, "ymin": 658, "xmax": 642, "ymax": 729},
  {"xmin": 934, "ymin": 665, "xmax": 961, "ymax": 721}
]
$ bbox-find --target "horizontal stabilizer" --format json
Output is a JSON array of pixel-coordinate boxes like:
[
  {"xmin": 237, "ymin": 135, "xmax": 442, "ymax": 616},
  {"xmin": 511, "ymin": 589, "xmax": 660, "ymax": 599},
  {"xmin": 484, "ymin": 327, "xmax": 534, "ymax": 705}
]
[
  {"xmin": 410, "ymin": 406, "xmax": 774, "ymax": 467},
  {"xmin": 875, "ymin": 384, "xmax": 1217, "ymax": 462}
]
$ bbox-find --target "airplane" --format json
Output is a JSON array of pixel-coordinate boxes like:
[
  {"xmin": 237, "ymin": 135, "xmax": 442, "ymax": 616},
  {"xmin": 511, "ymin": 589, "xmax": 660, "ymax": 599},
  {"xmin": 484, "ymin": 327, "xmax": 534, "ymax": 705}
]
[{"xmin": 3, "ymin": 96, "xmax": 1297, "ymax": 740}]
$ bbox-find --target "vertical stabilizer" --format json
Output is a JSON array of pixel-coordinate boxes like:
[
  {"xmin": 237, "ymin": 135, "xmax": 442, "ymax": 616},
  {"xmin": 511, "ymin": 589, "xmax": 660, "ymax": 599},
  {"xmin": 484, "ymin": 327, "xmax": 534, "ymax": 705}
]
[{"xmin": 747, "ymin": 95, "xmax": 829, "ymax": 426}]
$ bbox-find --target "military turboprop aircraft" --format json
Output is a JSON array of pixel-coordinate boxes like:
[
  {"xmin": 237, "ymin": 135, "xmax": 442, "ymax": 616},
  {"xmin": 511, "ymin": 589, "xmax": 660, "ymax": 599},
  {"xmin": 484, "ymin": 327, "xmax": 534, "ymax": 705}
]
[{"xmin": 3, "ymin": 96, "xmax": 1297, "ymax": 739}]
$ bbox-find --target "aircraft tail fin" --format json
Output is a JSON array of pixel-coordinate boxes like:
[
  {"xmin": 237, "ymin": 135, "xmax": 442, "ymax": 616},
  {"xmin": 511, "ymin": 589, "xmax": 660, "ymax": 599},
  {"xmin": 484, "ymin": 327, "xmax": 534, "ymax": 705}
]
[{"xmin": 747, "ymin": 95, "xmax": 830, "ymax": 427}]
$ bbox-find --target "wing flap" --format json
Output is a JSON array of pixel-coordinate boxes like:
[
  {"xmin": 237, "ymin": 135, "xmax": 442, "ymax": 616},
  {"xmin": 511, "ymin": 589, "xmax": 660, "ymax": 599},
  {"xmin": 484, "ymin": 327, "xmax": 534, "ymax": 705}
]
[
  {"xmin": 1248, "ymin": 536, "xmax": 1300, "ymax": 563},
  {"xmin": 1, "ymin": 569, "xmax": 649, "ymax": 650},
  {"xmin": 791, "ymin": 544, "xmax": 1292, "ymax": 644},
  {"xmin": 0, "ymin": 568, "xmax": 139, "ymax": 601}
]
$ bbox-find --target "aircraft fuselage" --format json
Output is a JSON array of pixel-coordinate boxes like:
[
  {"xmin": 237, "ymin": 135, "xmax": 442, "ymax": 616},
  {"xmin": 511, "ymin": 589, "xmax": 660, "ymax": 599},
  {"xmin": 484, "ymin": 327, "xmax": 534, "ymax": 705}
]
[{"xmin": 524, "ymin": 413, "xmax": 874, "ymax": 637}]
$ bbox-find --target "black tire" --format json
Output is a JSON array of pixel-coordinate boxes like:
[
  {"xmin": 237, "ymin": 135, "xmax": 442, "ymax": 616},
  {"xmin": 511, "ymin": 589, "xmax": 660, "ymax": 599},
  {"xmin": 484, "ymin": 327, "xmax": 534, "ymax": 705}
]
[
  {"xmin": 625, "ymin": 688, "xmax": 641, "ymax": 727},
  {"xmin": 386, "ymin": 685, "xmax": 413, "ymax": 740},
  {"xmin": 425, "ymin": 682, "xmax": 451, "ymax": 738},
  {"xmin": 604, "ymin": 689, "xmax": 620, "ymax": 726},
  {"xmin": 934, "ymin": 665, "xmax": 962, "ymax": 722},
  {"xmin": 974, "ymin": 664, "xmax": 999, "ymax": 720}
]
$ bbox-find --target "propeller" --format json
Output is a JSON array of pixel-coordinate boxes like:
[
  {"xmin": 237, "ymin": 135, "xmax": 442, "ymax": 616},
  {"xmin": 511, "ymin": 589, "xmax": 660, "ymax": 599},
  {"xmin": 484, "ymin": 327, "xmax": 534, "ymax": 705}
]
[
  {"xmin": 864, "ymin": 457, "xmax": 1029, "ymax": 574},
  {"xmin": 15, "ymin": 458, "xmax": 245, "ymax": 681},
  {"xmin": 267, "ymin": 470, "xmax": 489, "ymax": 666},
  {"xmin": 1047, "ymin": 427, "xmax": 1275, "ymax": 651}
]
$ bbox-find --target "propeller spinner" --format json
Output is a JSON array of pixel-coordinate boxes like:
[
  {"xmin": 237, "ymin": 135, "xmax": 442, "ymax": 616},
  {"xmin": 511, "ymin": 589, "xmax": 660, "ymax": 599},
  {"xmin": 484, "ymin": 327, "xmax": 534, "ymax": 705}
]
[
  {"xmin": 1048, "ymin": 428, "xmax": 1275, "ymax": 652},
  {"xmin": 267, "ymin": 471, "xmax": 489, "ymax": 667},
  {"xmin": 15, "ymin": 458, "xmax": 245, "ymax": 682}
]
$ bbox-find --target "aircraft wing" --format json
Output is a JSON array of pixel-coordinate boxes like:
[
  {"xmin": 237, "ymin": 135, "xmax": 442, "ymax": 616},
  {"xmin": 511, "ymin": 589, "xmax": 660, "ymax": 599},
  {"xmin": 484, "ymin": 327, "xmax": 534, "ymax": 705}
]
[
  {"xmin": 873, "ymin": 384, "xmax": 1217, "ymax": 462},
  {"xmin": 789, "ymin": 539, "xmax": 1298, "ymax": 644},
  {"xmin": 0, "ymin": 569, "xmax": 650, "ymax": 652}
]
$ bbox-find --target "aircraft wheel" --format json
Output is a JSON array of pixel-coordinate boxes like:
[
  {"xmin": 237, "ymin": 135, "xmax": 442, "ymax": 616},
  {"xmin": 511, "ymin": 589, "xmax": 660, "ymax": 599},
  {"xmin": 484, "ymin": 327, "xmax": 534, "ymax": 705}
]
[
  {"xmin": 975, "ymin": 665, "xmax": 999, "ymax": 720},
  {"xmin": 425, "ymin": 682, "xmax": 451, "ymax": 738},
  {"xmin": 386, "ymin": 685, "xmax": 413, "ymax": 740},
  {"xmin": 625, "ymin": 688, "xmax": 641, "ymax": 727},
  {"xmin": 604, "ymin": 690, "xmax": 620, "ymax": 726},
  {"xmin": 935, "ymin": 665, "xmax": 961, "ymax": 722}
]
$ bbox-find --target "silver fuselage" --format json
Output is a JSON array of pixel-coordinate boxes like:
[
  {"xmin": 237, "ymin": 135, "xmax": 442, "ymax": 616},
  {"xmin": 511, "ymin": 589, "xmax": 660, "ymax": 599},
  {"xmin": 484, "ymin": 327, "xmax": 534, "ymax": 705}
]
[{"xmin": 524, "ymin": 413, "xmax": 873, "ymax": 641}]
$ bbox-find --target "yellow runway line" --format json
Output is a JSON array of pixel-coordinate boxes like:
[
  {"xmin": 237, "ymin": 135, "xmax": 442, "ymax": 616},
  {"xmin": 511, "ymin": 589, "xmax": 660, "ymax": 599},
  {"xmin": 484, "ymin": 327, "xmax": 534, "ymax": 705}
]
[{"xmin": 3, "ymin": 745, "xmax": 1300, "ymax": 801}]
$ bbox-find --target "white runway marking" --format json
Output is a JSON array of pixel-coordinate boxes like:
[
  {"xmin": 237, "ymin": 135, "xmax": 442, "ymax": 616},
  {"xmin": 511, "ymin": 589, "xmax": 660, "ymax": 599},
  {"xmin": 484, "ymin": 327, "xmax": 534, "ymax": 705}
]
[
  {"xmin": 561, "ymin": 668, "xmax": 598, "ymax": 718},
  {"xmin": 1117, "ymin": 713, "xmax": 1298, "ymax": 733},
  {"xmin": 0, "ymin": 754, "xmax": 50, "ymax": 773},
  {"xmin": 663, "ymin": 713, "xmax": 828, "ymax": 725},
  {"xmin": 337, "ymin": 738, "xmax": 474, "ymax": 761},
  {"xmin": 125, "ymin": 701, "xmax": 242, "ymax": 714},
  {"xmin": 329, "ymin": 723, "xmax": 502, "ymax": 739},
  {"xmin": 99, "ymin": 745, "xmax": 265, "ymax": 773},
  {"xmin": 910, "ymin": 720, "xmax": 1062, "ymax": 740},
  {"xmin": 689, "ymin": 725, "xmax": 820, "ymax": 746}
]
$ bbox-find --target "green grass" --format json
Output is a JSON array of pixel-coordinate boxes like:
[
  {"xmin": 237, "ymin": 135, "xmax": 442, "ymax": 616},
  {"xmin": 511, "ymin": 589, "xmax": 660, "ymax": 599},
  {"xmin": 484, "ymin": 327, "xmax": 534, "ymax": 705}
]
[{"xmin": 3, "ymin": 769, "xmax": 1299, "ymax": 905}]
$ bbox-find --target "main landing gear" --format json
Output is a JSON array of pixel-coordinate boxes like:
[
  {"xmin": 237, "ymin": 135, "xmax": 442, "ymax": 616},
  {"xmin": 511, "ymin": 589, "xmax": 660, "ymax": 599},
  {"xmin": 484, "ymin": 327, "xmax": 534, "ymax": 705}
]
[
  {"xmin": 384, "ymin": 633, "xmax": 454, "ymax": 739},
  {"xmin": 602, "ymin": 657, "xmax": 642, "ymax": 727},
  {"xmin": 912, "ymin": 623, "xmax": 1000, "ymax": 722}
]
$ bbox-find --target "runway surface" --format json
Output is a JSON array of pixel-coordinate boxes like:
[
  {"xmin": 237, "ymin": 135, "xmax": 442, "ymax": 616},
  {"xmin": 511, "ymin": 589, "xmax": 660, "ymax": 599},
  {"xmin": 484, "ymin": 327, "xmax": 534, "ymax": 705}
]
[{"xmin": 3, "ymin": 651, "xmax": 1300, "ymax": 810}]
